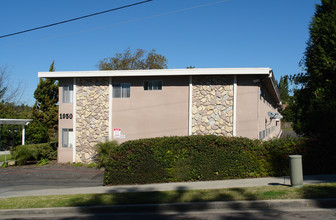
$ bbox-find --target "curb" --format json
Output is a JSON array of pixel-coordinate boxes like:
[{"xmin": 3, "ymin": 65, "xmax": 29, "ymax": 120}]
[{"xmin": 1, "ymin": 199, "xmax": 336, "ymax": 219}]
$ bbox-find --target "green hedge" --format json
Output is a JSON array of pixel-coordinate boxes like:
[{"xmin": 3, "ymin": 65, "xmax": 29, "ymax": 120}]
[
  {"xmin": 12, "ymin": 143, "xmax": 57, "ymax": 165},
  {"xmin": 97, "ymin": 136, "xmax": 311, "ymax": 185}
]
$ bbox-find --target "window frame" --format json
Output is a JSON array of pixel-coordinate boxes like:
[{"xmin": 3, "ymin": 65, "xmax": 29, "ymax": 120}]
[
  {"xmin": 143, "ymin": 80, "xmax": 163, "ymax": 91},
  {"xmin": 112, "ymin": 83, "xmax": 130, "ymax": 98},
  {"xmin": 62, "ymin": 84, "xmax": 73, "ymax": 103},
  {"xmin": 62, "ymin": 128, "xmax": 73, "ymax": 148}
]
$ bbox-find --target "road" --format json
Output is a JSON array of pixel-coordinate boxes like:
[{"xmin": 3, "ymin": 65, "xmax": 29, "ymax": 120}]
[
  {"xmin": 0, "ymin": 162, "xmax": 104, "ymax": 197},
  {"xmin": 1, "ymin": 206, "xmax": 335, "ymax": 219}
]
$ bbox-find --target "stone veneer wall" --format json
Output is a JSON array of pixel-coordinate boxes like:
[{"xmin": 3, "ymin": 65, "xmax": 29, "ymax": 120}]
[
  {"xmin": 76, "ymin": 78, "xmax": 109, "ymax": 163},
  {"xmin": 192, "ymin": 76, "xmax": 234, "ymax": 136}
]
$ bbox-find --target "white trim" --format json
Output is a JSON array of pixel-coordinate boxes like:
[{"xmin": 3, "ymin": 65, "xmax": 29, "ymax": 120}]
[
  {"xmin": 268, "ymin": 70, "xmax": 281, "ymax": 105},
  {"xmin": 72, "ymin": 77, "xmax": 77, "ymax": 163},
  {"xmin": 233, "ymin": 75, "xmax": 237, "ymax": 137},
  {"xmin": 277, "ymin": 129, "xmax": 283, "ymax": 138},
  {"xmin": 188, "ymin": 76, "xmax": 193, "ymax": 136},
  {"xmin": 109, "ymin": 77, "xmax": 112, "ymax": 141},
  {"xmin": 0, "ymin": 119, "xmax": 32, "ymax": 125},
  {"xmin": 39, "ymin": 68, "xmax": 271, "ymax": 78}
]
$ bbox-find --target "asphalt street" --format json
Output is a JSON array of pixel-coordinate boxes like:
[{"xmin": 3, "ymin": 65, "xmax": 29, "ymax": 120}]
[
  {"xmin": 0, "ymin": 160, "xmax": 335, "ymax": 219},
  {"xmin": 1, "ymin": 200, "xmax": 336, "ymax": 220},
  {"xmin": 0, "ymin": 162, "xmax": 104, "ymax": 196}
]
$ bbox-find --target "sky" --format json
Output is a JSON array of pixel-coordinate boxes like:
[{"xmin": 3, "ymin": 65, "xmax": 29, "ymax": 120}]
[{"xmin": 0, "ymin": 0, "xmax": 321, "ymax": 106}]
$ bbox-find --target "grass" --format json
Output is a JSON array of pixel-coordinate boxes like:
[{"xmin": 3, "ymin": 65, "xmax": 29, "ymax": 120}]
[
  {"xmin": 282, "ymin": 127, "xmax": 294, "ymax": 132},
  {"xmin": 72, "ymin": 162, "xmax": 98, "ymax": 168},
  {"xmin": 0, "ymin": 154, "xmax": 12, "ymax": 162},
  {"xmin": 0, "ymin": 183, "xmax": 335, "ymax": 209}
]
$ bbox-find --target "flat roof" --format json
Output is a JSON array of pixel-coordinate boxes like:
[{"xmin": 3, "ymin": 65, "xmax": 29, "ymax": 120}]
[
  {"xmin": 0, "ymin": 119, "xmax": 33, "ymax": 125},
  {"xmin": 38, "ymin": 68, "xmax": 272, "ymax": 78},
  {"xmin": 38, "ymin": 67, "xmax": 281, "ymax": 106}
]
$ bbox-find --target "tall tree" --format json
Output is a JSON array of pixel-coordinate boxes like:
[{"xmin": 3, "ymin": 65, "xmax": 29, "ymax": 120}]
[
  {"xmin": 277, "ymin": 75, "xmax": 290, "ymax": 103},
  {"xmin": 0, "ymin": 68, "xmax": 7, "ymax": 101},
  {"xmin": 1, "ymin": 65, "xmax": 29, "ymax": 148},
  {"xmin": 290, "ymin": 0, "xmax": 336, "ymax": 137},
  {"xmin": 97, "ymin": 48, "xmax": 168, "ymax": 70},
  {"xmin": 0, "ymin": 65, "xmax": 21, "ymax": 103},
  {"xmin": 32, "ymin": 61, "xmax": 58, "ymax": 143}
]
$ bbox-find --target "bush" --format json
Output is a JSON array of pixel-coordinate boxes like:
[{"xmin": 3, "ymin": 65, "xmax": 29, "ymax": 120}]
[
  {"xmin": 263, "ymin": 137, "xmax": 307, "ymax": 176},
  {"xmin": 97, "ymin": 135, "xmax": 324, "ymax": 185},
  {"xmin": 13, "ymin": 143, "xmax": 57, "ymax": 165},
  {"xmin": 95, "ymin": 140, "xmax": 119, "ymax": 168}
]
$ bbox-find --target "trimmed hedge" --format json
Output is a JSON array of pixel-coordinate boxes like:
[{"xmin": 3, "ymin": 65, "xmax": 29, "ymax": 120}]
[
  {"xmin": 13, "ymin": 143, "xmax": 57, "ymax": 165},
  {"xmin": 97, "ymin": 135, "xmax": 312, "ymax": 185}
]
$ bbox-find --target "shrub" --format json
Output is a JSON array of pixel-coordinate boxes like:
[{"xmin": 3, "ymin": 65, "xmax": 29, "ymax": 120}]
[
  {"xmin": 262, "ymin": 137, "xmax": 307, "ymax": 176},
  {"xmin": 97, "ymin": 135, "xmax": 316, "ymax": 185},
  {"xmin": 95, "ymin": 141, "xmax": 119, "ymax": 168},
  {"xmin": 13, "ymin": 143, "xmax": 57, "ymax": 165}
]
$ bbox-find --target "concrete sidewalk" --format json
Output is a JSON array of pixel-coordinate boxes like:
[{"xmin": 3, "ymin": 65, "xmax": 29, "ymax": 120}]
[{"xmin": 1, "ymin": 174, "xmax": 335, "ymax": 199}]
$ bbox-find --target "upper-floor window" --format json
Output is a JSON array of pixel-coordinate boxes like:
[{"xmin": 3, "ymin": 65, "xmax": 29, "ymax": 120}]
[
  {"xmin": 113, "ymin": 83, "xmax": 130, "ymax": 98},
  {"xmin": 144, "ymin": 80, "xmax": 162, "ymax": 90},
  {"xmin": 63, "ymin": 84, "xmax": 73, "ymax": 103}
]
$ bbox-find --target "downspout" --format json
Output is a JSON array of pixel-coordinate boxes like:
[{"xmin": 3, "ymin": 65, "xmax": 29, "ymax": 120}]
[
  {"xmin": 22, "ymin": 125, "xmax": 25, "ymax": 145},
  {"xmin": 73, "ymin": 77, "xmax": 77, "ymax": 163},
  {"xmin": 22, "ymin": 121, "xmax": 30, "ymax": 145},
  {"xmin": 233, "ymin": 75, "xmax": 237, "ymax": 137},
  {"xmin": 109, "ymin": 77, "xmax": 112, "ymax": 140},
  {"xmin": 188, "ymin": 76, "xmax": 193, "ymax": 136}
]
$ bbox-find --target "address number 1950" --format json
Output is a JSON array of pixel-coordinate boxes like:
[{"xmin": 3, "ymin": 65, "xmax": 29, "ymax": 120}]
[{"xmin": 60, "ymin": 113, "xmax": 73, "ymax": 119}]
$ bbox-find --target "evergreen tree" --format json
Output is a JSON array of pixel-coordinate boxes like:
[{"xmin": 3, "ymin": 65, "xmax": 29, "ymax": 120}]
[
  {"xmin": 277, "ymin": 75, "xmax": 289, "ymax": 103},
  {"xmin": 32, "ymin": 61, "xmax": 58, "ymax": 142},
  {"xmin": 290, "ymin": 0, "xmax": 336, "ymax": 137}
]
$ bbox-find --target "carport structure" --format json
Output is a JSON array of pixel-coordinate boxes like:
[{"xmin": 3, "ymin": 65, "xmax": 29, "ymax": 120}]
[{"xmin": 0, "ymin": 119, "xmax": 32, "ymax": 145}]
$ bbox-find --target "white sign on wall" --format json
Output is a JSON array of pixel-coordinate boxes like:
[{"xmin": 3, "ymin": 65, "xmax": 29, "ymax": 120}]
[
  {"xmin": 113, "ymin": 128, "xmax": 121, "ymax": 138},
  {"xmin": 113, "ymin": 128, "xmax": 126, "ymax": 139}
]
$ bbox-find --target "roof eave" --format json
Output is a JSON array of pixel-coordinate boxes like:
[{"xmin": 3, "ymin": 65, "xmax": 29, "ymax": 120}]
[{"xmin": 38, "ymin": 68, "xmax": 271, "ymax": 78}]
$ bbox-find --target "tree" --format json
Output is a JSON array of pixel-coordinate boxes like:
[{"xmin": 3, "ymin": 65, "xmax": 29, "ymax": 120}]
[
  {"xmin": 277, "ymin": 75, "xmax": 290, "ymax": 103},
  {"xmin": 31, "ymin": 61, "xmax": 58, "ymax": 143},
  {"xmin": 97, "ymin": 48, "xmax": 168, "ymax": 70},
  {"xmin": 0, "ymin": 65, "xmax": 21, "ymax": 103},
  {"xmin": 290, "ymin": 0, "xmax": 336, "ymax": 137},
  {"xmin": 1, "ymin": 65, "xmax": 29, "ymax": 148}
]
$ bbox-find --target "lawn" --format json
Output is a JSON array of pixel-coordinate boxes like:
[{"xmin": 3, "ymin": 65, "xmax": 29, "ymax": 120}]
[
  {"xmin": 0, "ymin": 154, "xmax": 12, "ymax": 162},
  {"xmin": 0, "ymin": 183, "xmax": 335, "ymax": 209}
]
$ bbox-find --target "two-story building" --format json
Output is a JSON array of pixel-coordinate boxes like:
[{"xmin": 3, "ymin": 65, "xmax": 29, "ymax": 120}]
[{"xmin": 38, "ymin": 68, "xmax": 282, "ymax": 163}]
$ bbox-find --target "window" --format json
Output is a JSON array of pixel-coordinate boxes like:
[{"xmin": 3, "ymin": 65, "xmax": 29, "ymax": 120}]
[
  {"xmin": 113, "ymin": 83, "xmax": 130, "ymax": 98},
  {"xmin": 63, "ymin": 84, "xmax": 73, "ymax": 103},
  {"xmin": 144, "ymin": 80, "xmax": 162, "ymax": 90},
  {"xmin": 62, "ymin": 129, "xmax": 74, "ymax": 148}
]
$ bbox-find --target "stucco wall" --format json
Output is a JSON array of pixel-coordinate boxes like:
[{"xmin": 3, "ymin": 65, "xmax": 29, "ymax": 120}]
[
  {"xmin": 58, "ymin": 80, "xmax": 74, "ymax": 163},
  {"xmin": 236, "ymin": 75, "xmax": 281, "ymax": 140},
  {"xmin": 258, "ymin": 83, "xmax": 281, "ymax": 140},
  {"xmin": 76, "ymin": 78, "xmax": 109, "ymax": 163},
  {"xmin": 111, "ymin": 76, "xmax": 189, "ymax": 143},
  {"xmin": 192, "ymin": 76, "xmax": 234, "ymax": 136},
  {"xmin": 236, "ymin": 75, "xmax": 259, "ymax": 139}
]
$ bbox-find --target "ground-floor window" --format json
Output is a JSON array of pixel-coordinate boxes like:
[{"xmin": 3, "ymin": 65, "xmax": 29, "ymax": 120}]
[{"xmin": 62, "ymin": 128, "xmax": 74, "ymax": 148}]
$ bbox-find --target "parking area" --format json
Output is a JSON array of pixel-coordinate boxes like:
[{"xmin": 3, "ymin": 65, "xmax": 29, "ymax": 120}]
[{"xmin": 0, "ymin": 162, "xmax": 104, "ymax": 196}]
